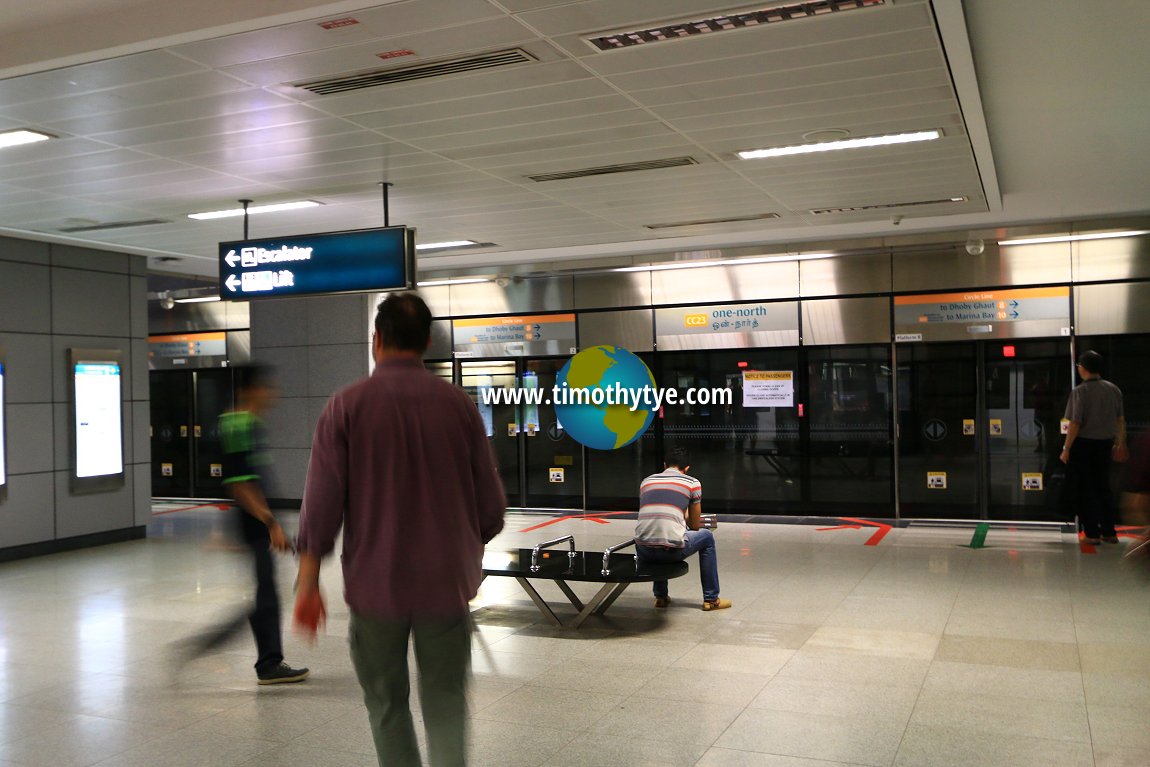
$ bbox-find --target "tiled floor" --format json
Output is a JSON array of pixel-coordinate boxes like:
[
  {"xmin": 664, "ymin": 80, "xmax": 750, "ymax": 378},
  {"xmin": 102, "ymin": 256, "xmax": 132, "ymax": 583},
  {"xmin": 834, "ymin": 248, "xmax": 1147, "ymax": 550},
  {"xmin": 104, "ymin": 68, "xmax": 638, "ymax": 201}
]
[{"xmin": 0, "ymin": 506, "xmax": 1148, "ymax": 766}]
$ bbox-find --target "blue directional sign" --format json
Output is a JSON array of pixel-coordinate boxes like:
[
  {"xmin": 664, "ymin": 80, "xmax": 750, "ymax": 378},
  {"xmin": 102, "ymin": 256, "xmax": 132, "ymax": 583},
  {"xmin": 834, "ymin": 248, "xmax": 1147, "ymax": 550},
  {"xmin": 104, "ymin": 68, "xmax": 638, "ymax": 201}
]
[{"xmin": 218, "ymin": 226, "xmax": 414, "ymax": 300}]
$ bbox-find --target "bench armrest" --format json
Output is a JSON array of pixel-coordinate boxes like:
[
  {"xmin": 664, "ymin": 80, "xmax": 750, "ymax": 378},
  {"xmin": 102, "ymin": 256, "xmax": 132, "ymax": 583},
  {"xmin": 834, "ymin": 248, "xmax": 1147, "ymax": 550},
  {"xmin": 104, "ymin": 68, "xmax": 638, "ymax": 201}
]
[
  {"xmin": 602, "ymin": 538, "xmax": 638, "ymax": 576},
  {"xmin": 530, "ymin": 535, "xmax": 577, "ymax": 572}
]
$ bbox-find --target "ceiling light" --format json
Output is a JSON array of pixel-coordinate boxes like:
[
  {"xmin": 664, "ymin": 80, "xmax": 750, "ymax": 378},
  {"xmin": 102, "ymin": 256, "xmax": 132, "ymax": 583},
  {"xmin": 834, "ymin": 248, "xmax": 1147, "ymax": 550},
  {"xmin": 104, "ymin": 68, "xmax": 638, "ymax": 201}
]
[
  {"xmin": 187, "ymin": 201, "xmax": 321, "ymax": 220},
  {"xmin": 416, "ymin": 278, "xmax": 490, "ymax": 287},
  {"xmin": 737, "ymin": 130, "xmax": 941, "ymax": 160},
  {"xmin": 997, "ymin": 230, "xmax": 1150, "ymax": 246},
  {"xmin": 0, "ymin": 129, "xmax": 54, "ymax": 149},
  {"xmin": 416, "ymin": 240, "xmax": 478, "ymax": 251},
  {"xmin": 174, "ymin": 296, "xmax": 222, "ymax": 304},
  {"xmin": 615, "ymin": 253, "xmax": 836, "ymax": 273}
]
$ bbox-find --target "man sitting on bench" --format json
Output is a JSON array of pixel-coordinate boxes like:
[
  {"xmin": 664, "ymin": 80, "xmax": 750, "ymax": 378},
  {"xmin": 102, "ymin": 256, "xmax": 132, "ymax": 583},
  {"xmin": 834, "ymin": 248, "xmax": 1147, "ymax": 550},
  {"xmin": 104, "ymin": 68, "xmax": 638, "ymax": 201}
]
[{"xmin": 635, "ymin": 447, "xmax": 731, "ymax": 612}]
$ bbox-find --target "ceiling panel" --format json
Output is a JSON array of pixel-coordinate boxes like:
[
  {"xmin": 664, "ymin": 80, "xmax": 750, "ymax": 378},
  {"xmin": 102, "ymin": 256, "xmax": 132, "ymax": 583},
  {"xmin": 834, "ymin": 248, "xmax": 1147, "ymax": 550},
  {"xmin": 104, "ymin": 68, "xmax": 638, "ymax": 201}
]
[
  {"xmin": 41, "ymin": 90, "xmax": 301, "ymax": 136},
  {"xmin": 0, "ymin": 51, "xmax": 205, "ymax": 105},
  {"xmin": 357, "ymin": 94, "xmax": 635, "ymax": 137}
]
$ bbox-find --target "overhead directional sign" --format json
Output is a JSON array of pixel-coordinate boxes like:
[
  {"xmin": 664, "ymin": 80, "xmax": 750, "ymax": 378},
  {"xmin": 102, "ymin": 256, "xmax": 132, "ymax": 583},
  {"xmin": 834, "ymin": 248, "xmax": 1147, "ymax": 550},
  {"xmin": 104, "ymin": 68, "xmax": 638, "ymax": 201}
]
[
  {"xmin": 218, "ymin": 226, "xmax": 414, "ymax": 300},
  {"xmin": 894, "ymin": 287, "xmax": 1069, "ymax": 326}
]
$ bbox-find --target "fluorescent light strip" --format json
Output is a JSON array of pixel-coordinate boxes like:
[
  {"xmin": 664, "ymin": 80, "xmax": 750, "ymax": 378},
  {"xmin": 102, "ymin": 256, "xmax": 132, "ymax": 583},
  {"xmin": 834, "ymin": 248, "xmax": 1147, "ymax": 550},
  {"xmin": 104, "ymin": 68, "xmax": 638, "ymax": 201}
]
[
  {"xmin": 738, "ymin": 130, "xmax": 940, "ymax": 159},
  {"xmin": 998, "ymin": 230, "xmax": 1150, "ymax": 246},
  {"xmin": 416, "ymin": 278, "xmax": 490, "ymax": 287},
  {"xmin": 188, "ymin": 200, "xmax": 320, "ymax": 220},
  {"xmin": 174, "ymin": 296, "xmax": 222, "ymax": 304},
  {"xmin": 0, "ymin": 129, "xmax": 53, "ymax": 149},
  {"xmin": 615, "ymin": 253, "xmax": 836, "ymax": 273},
  {"xmin": 416, "ymin": 240, "xmax": 479, "ymax": 250}
]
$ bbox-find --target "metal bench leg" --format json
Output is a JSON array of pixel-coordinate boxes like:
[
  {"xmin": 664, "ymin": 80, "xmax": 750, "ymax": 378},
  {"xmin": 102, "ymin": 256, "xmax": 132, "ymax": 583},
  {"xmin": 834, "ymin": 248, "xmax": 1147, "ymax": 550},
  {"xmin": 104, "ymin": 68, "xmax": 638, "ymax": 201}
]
[
  {"xmin": 553, "ymin": 580, "xmax": 585, "ymax": 611},
  {"xmin": 570, "ymin": 583, "xmax": 623, "ymax": 629},
  {"xmin": 514, "ymin": 576, "xmax": 563, "ymax": 627},
  {"xmin": 593, "ymin": 582, "xmax": 631, "ymax": 616}
]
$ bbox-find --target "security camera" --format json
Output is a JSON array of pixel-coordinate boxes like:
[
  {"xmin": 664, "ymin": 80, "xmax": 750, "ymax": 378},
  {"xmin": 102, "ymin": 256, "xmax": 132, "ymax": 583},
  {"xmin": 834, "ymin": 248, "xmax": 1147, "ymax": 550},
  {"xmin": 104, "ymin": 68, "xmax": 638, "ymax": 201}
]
[
  {"xmin": 965, "ymin": 238, "xmax": 986, "ymax": 256},
  {"xmin": 494, "ymin": 277, "xmax": 510, "ymax": 287},
  {"xmin": 890, "ymin": 215, "xmax": 903, "ymax": 226},
  {"xmin": 160, "ymin": 293, "xmax": 175, "ymax": 310}
]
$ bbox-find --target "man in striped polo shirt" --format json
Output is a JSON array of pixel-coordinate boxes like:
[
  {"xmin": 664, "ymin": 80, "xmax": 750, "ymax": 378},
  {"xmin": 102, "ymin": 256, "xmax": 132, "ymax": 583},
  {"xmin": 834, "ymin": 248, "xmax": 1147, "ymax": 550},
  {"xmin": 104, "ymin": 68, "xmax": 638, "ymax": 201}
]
[{"xmin": 635, "ymin": 447, "xmax": 731, "ymax": 611}]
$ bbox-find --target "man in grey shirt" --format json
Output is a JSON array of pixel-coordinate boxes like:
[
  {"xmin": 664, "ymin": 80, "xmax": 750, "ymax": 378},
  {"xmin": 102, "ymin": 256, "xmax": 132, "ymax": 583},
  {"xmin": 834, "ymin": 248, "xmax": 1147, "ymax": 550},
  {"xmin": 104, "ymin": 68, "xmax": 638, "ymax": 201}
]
[{"xmin": 1061, "ymin": 350, "xmax": 1127, "ymax": 544}]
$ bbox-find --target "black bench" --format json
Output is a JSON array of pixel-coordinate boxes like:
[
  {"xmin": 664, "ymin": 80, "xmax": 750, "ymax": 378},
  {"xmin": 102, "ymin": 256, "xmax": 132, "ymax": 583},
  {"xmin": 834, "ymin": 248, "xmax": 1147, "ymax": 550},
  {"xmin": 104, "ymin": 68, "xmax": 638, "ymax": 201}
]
[{"xmin": 481, "ymin": 536, "xmax": 689, "ymax": 628}]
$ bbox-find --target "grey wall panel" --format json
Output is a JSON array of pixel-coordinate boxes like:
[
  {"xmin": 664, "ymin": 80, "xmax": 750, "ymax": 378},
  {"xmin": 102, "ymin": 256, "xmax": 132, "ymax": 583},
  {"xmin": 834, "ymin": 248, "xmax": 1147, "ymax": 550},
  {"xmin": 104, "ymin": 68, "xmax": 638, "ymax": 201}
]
[
  {"xmin": 0, "ymin": 333, "xmax": 52, "ymax": 403},
  {"xmin": 250, "ymin": 297, "xmax": 309, "ymax": 348},
  {"xmin": 226, "ymin": 330, "xmax": 251, "ymax": 365},
  {"xmin": 651, "ymin": 261, "xmax": 800, "ymax": 305},
  {"xmin": 800, "ymin": 254, "xmax": 891, "ymax": 297},
  {"xmin": 449, "ymin": 276, "xmax": 573, "ymax": 316},
  {"xmin": 52, "ymin": 269, "xmax": 130, "ymax": 337},
  {"xmin": 130, "ymin": 339, "xmax": 149, "ymax": 401},
  {"xmin": 579, "ymin": 309, "xmax": 654, "ymax": 352},
  {"xmin": 262, "ymin": 395, "xmax": 314, "ymax": 450},
  {"xmin": 0, "ymin": 262, "xmax": 51, "ymax": 333},
  {"xmin": 574, "ymin": 272, "xmax": 652, "ymax": 309},
  {"xmin": 129, "ymin": 276, "xmax": 148, "ymax": 339},
  {"xmin": 0, "ymin": 473, "xmax": 55, "ymax": 548},
  {"xmin": 251, "ymin": 346, "xmax": 308, "ymax": 398},
  {"xmin": 1075, "ymin": 283, "xmax": 1150, "ymax": 335},
  {"xmin": 306, "ymin": 293, "xmax": 370, "ymax": 346},
  {"xmin": 894, "ymin": 243, "xmax": 1073, "ymax": 292},
  {"xmin": 1074, "ymin": 235, "xmax": 1150, "ymax": 282},
  {"xmin": 263, "ymin": 448, "xmax": 310, "ymax": 500},
  {"xmin": 225, "ymin": 300, "xmax": 250, "ymax": 330},
  {"xmin": 5, "ymin": 404, "xmax": 53, "ymax": 475},
  {"xmin": 50, "ymin": 245, "xmax": 131, "ymax": 274},
  {"xmin": 131, "ymin": 400, "xmax": 149, "ymax": 469},
  {"xmin": 130, "ymin": 255, "xmax": 148, "ymax": 276},
  {"xmin": 308, "ymin": 344, "xmax": 367, "ymax": 397},
  {"xmin": 54, "ymin": 469, "xmax": 134, "ymax": 538},
  {"xmin": 0, "ymin": 236, "xmax": 49, "ymax": 265},
  {"xmin": 132, "ymin": 462, "xmax": 151, "ymax": 527},
  {"xmin": 50, "ymin": 336, "xmax": 129, "ymax": 404},
  {"xmin": 427, "ymin": 319, "xmax": 452, "ymax": 360},
  {"xmin": 803, "ymin": 297, "xmax": 892, "ymax": 345},
  {"xmin": 419, "ymin": 285, "xmax": 451, "ymax": 318}
]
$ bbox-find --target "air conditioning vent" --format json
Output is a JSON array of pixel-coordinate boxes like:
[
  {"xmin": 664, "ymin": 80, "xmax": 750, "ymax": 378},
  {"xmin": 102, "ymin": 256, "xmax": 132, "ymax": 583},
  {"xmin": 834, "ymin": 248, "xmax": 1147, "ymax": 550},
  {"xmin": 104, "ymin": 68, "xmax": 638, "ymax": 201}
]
[
  {"xmin": 811, "ymin": 197, "xmax": 968, "ymax": 214},
  {"xmin": 645, "ymin": 213, "xmax": 780, "ymax": 229},
  {"xmin": 57, "ymin": 218, "xmax": 170, "ymax": 232},
  {"xmin": 297, "ymin": 48, "xmax": 536, "ymax": 95},
  {"xmin": 527, "ymin": 156, "xmax": 698, "ymax": 183},
  {"xmin": 586, "ymin": 0, "xmax": 885, "ymax": 51}
]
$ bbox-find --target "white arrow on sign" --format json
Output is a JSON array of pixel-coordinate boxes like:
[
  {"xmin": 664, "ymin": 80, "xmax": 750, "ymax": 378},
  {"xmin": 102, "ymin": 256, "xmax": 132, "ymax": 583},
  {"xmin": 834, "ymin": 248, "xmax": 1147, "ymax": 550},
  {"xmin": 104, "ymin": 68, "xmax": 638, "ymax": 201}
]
[
  {"xmin": 225, "ymin": 274, "xmax": 241, "ymax": 292},
  {"xmin": 225, "ymin": 250, "xmax": 240, "ymax": 267}
]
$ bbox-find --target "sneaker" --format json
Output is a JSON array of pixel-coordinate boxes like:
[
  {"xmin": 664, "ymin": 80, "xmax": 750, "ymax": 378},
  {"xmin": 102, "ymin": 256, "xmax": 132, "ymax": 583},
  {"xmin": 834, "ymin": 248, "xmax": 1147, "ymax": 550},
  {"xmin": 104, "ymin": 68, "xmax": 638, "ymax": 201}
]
[
  {"xmin": 654, "ymin": 596, "xmax": 671, "ymax": 608},
  {"xmin": 1102, "ymin": 535, "xmax": 1120, "ymax": 544},
  {"xmin": 257, "ymin": 663, "xmax": 310, "ymax": 685},
  {"xmin": 702, "ymin": 599, "xmax": 732, "ymax": 611}
]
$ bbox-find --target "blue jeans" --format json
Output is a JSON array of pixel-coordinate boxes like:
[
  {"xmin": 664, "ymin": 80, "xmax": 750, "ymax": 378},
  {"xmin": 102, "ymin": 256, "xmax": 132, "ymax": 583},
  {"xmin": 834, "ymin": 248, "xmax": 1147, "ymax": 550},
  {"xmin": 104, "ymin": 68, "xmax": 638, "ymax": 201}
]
[{"xmin": 637, "ymin": 529, "xmax": 720, "ymax": 602}]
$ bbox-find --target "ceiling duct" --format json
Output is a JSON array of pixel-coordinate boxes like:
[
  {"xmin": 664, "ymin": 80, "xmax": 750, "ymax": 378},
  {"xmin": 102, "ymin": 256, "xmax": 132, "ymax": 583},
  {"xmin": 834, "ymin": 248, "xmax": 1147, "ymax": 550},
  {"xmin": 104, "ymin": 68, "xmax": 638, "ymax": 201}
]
[
  {"xmin": 527, "ymin": 156, "xmax": 698, "ymax": 182},
  {"xmin": 586, "ymin": 0, "xmax": 885, "ymax": 51},
  {"xmin": 297, "ymin": 48, "xmax": 536, "ymax": 95},
  {"xmin": 57, "ymin": 218, "xmax": 170, "ymax": 232},
  {"xmin": 811, "ymin": 197, "xmax": 968, "ymax": 214},
  {"xmin": 645, "ymin": 213, "xmax": 780, "ymax": 229}
]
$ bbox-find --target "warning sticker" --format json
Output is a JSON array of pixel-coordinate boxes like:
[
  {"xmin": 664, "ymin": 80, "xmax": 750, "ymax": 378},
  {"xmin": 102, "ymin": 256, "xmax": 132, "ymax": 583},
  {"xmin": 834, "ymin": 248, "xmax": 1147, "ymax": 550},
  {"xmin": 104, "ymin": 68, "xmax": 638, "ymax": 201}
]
[
  {"xmin": 989, "ymin": 419, "xmax": 1003, "ymax": 436},
  {"xmin": 927, "ymin": 471, "xmax": 947, "ymax": 490},
  {"xmin": 1021, "ymin": 473, "xmax": 1043, "ymax": 491},
  {"xmin": 210, "ymin": 464, "xmax": 223, "ymax": 478},
  {"xmin": 963, "ymin": 419, "xmax": 975, "ymax": 436},
  {"xmin": 549, "ymin": 468, "xmax": 565, "ymax": 483},
  {"xmin": 161, "ymin": 463, "xmax": 173, "ymax": 477}
]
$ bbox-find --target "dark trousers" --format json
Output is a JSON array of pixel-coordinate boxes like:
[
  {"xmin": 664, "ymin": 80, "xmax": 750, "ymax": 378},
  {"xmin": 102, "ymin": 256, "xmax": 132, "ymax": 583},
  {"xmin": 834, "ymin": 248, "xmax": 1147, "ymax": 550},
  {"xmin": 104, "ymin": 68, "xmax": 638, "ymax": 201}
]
[
  {"xmin": 187, "ymin": 510, "xmax": 283, "ymax": 674},
  {"xmin": 1067, "ymin": 437, "xmax": 1117, "ymax": 539}
]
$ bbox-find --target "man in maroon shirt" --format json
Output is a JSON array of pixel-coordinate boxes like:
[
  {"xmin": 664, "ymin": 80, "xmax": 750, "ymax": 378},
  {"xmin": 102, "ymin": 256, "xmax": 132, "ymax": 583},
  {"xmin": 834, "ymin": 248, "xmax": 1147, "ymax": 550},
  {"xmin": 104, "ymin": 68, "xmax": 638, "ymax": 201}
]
[{"xmin": 293, "ymin": 293, "xmax": 505, "ymax": 767}]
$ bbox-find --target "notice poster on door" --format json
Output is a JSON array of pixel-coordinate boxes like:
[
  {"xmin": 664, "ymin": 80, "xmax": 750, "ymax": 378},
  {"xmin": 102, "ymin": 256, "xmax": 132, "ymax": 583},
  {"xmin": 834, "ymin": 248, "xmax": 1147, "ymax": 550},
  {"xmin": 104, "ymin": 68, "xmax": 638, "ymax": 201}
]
[
  {"xmin": 523, "ymin": 372, "xmax": 540, "ymax": 432},
  {"xmin": 476, "ymin": 375, "xmax": 494, "ymax": 437},
  {"xmin": 742, "ymin": 371, "xmax": 794, "ymax": 407},
  {"xmin": 74, "ymin": 360, "xmax": 124, "ymax": 479}
]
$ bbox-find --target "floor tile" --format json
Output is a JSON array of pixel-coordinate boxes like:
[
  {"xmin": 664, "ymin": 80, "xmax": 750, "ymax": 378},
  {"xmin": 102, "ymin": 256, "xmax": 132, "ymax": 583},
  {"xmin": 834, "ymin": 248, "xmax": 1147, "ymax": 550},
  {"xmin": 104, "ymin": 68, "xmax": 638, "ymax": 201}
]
[
  {"xmin": 587, "ymin": 695, "xmax": 744, "ymax": 747},
  {"xmin": 909, "ymin": 688, "xmax": 1090, "ymax": 743},
  {"xmin": 934, "ymin": 635, "xmax": 1081, "ymax": 672},
  {"xmin": 894, "ymin": 724, "xmax": 1094, "ymax": 767},
  {"xmin": 803, "ymin": 626, "xmax": 939, "ymax": 660},
  {"xmin": 715, "ymin": 707, "xmax": 907, "ymax": 767},
  {"xmin": 923, "ymin": 661, "xmax": 1085, "ymax": 702},
  {"xmin": 748, "ymin": 676, "xmax": 920, "ymax": 723},
  {"xmin": 470, "ymin": 685, "xmax": 623, "ymax": 731},
  {"xmin": 693, "ymin": 750, "xmax": 851, "ymax": 767}
]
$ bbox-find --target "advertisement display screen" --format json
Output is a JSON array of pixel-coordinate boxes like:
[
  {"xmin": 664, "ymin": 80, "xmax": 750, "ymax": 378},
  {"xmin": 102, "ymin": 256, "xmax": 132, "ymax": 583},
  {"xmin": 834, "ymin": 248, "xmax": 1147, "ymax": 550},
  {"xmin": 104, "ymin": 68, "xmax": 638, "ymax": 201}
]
[
  {"xmin": 71, "ymin": 350, "xmax": 124, "ymax": 492},
  {"xmin": 0, "ymin": 360, "xmax": 6, "ymax": 490}
]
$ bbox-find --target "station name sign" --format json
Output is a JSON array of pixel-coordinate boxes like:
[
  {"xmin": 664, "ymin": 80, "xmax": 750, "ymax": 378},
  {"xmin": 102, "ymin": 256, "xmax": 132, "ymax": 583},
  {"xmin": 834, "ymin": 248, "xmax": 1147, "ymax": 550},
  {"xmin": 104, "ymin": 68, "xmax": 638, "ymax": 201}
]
[{"xmin": 218, "ymin": 226, "xmax": 414, "ymax": 300}]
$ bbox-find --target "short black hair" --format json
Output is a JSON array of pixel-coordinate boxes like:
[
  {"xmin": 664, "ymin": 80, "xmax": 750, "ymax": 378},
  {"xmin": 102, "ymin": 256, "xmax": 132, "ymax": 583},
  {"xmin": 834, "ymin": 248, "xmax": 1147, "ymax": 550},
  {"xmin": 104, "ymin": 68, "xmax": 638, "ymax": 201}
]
[
  {"xmin": 665, "ymin": 446, "xmax": 690, "ymax": 469},
  {"xmin": 232, "ymin": 363, "xmax": 275, "ymax": 393},
  {"xmin": 375, "ymin": 292, "xmax": 432, "ymax": 353},
  {"xmin": 1077, "ymin": 350, "xmax": 1103, "ymax": 374}
]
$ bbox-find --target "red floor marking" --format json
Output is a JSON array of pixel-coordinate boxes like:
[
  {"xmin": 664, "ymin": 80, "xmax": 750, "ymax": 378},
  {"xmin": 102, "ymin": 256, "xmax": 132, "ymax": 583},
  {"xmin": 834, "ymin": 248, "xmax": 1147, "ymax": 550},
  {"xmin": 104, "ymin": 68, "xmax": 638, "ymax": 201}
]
[
  {"xmin": 152, "ymin": 502, "xmax": 230, "ymax": 516},
  {"xmin": 1078, "ymin": 532, "xmax": 1097, "ymax": 554},
  {"xmin": 519, "ymin": 511, "xmax": 630, "ymax": 533},
  {"xmin": 816, "ymin": 517, "xmax": 892, "ymax": 546}
]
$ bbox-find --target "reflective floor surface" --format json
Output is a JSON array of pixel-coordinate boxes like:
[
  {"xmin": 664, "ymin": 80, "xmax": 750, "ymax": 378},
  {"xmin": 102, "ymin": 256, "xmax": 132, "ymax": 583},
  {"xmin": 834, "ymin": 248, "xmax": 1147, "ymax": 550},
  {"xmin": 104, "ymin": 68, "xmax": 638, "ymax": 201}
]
[{"xmin": 0, "ymin": 504, "xmax": 1147, "ymax": 766}]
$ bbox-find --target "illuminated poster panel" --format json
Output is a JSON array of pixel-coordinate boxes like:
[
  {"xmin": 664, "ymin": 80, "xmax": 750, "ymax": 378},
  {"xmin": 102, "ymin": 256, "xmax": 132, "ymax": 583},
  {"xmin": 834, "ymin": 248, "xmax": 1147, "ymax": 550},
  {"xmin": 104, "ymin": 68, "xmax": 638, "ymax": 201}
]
[
  {"xmin": 0, "ymin": 355, "xmax": 6, "ymax": 498},
  {"xmin": 70, "ymin": 349, "xmax": 125, "ymax": 493}
]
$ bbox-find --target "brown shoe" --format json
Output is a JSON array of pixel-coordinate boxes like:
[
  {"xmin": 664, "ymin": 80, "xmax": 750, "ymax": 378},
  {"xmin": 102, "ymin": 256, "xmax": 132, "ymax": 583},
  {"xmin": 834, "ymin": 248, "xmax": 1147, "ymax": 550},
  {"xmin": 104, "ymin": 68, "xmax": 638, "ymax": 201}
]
[
  {"xmin": 702, "ymin": 599, "xmax": 732, "ymax": 611},
  {"xmin": 654, "ymin": 596, "xmax": 671, "ymax": 608}
]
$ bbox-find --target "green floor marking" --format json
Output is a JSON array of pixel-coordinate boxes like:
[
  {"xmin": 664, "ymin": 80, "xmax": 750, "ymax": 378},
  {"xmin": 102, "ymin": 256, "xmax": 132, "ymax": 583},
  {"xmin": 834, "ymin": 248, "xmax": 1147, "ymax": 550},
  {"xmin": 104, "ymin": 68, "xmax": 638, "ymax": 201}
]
[{"xmin": 966, "ymin": 523, "xmax": 990, "ymax": 549}]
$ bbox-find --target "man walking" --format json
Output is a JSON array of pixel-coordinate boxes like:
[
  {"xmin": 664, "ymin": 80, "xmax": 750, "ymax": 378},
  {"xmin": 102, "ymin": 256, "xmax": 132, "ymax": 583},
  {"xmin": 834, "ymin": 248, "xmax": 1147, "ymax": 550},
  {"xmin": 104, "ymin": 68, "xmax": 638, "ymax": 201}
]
[
  {"xmin": 1061, "ymin": 350, "xmax": 1127, "ymax": 544},
  {"xmin": 294, "ymin": 293, "xmax": 506, "ymax": 767},
  {"xmin": 635, "ymin": 447, "xmax": 731, "ymax": 611}
]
